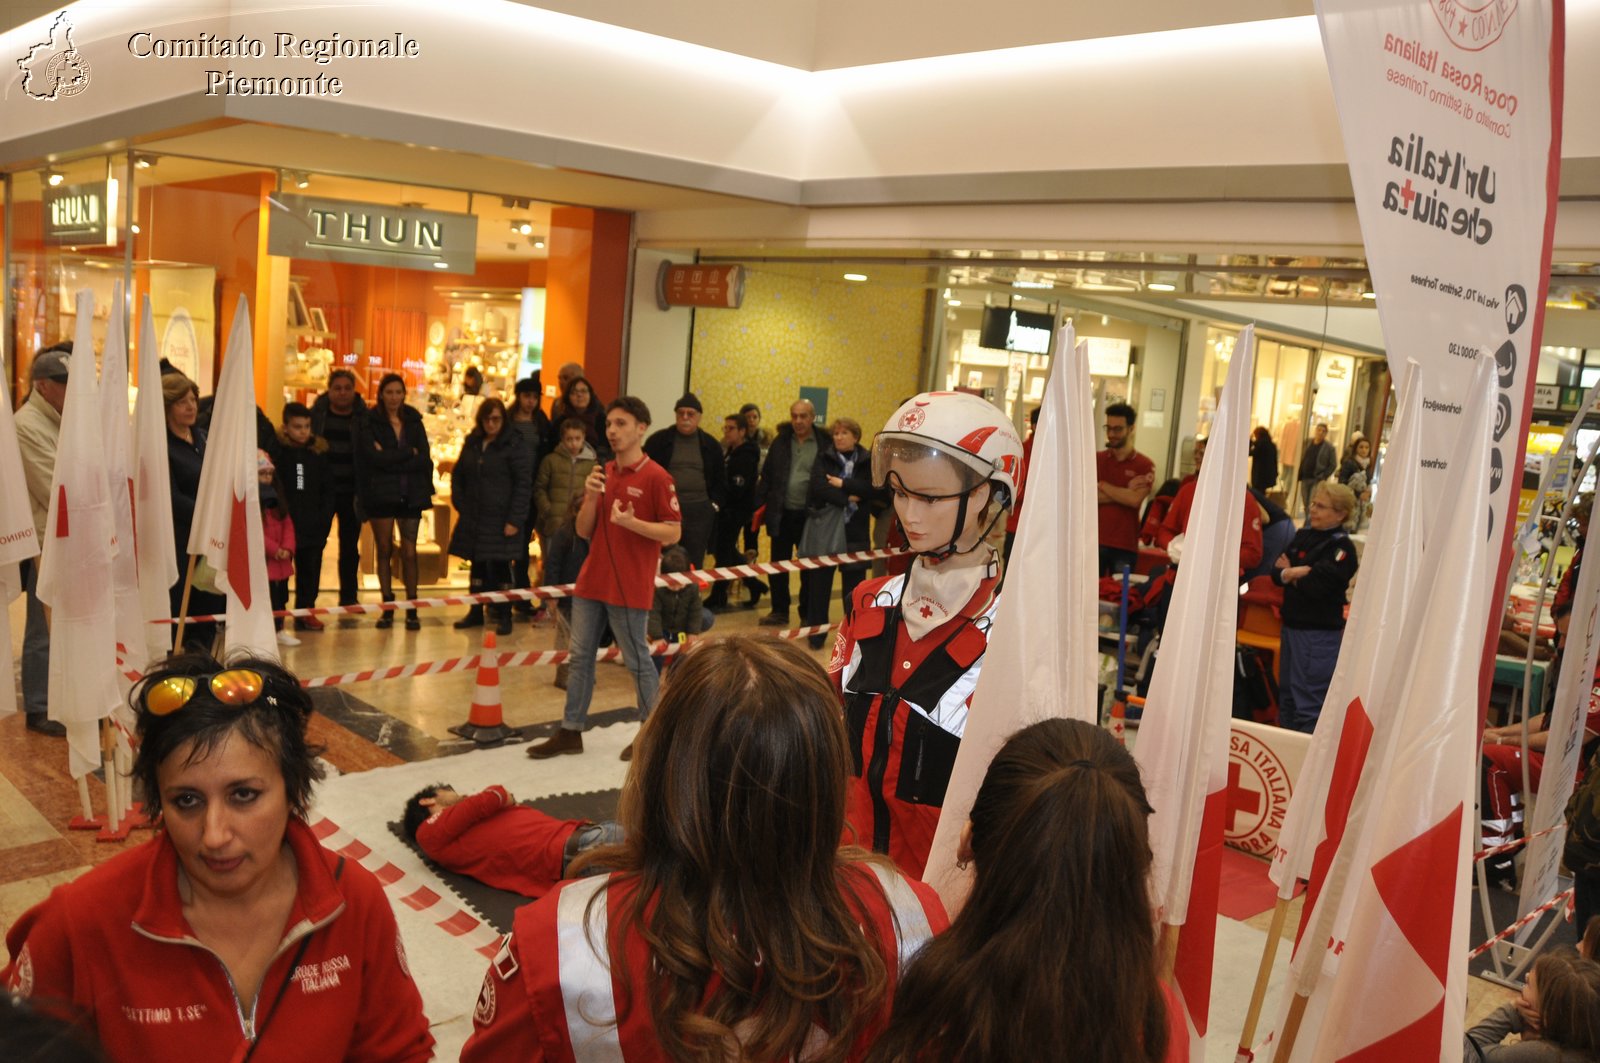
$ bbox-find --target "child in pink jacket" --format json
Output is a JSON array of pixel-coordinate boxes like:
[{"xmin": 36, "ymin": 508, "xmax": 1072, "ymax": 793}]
[{"xmin": 261, "ymin": 451, "xmax": 299, "ymax": 646}]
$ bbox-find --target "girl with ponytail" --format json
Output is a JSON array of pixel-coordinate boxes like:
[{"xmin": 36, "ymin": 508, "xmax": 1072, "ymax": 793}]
[{"xmin": 867, "ymin": 718, "xmax": 1185, "ymax": 1063}]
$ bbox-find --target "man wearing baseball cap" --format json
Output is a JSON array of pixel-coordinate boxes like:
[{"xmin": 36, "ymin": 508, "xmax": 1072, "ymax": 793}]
[{"xmin": 13, "ymin": 342, "xmax": 73, "ymax": 737}]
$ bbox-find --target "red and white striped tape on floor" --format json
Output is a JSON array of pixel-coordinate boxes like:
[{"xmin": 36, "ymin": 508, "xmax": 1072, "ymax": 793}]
[{"xmin": 309, "ymin": 815, "xmax": 505, "ymax": 960}]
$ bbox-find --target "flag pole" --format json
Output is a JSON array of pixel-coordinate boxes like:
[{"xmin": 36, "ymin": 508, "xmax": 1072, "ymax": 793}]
[
  {"xmin": 1159, "ymin": 922, "xmax": 1181, "ymax": 981},
  {"xmin": 1275, "ymin": 992, "xmax": 1311, "ymax": 1061},
  {"xmin": 100, "ymin": 720, "xmax": 121, "ymax": 830},
  {"xmin": 1235, "ymin": 896, "xmax": 1292, "ymax": 1060},
  {"xmin": 173, "ymin": 554, "xmax": 199, "ymax": 650},
  {"xmin": 76, "ymin": 774, "xmax": 94, "ymax": 822}
]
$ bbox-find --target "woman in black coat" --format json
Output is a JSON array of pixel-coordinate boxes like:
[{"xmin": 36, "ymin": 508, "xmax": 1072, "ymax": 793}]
[
  {"xmin": 356, "ymin": 372, "xmax": 434, "ymax": 630},
  {"xmin": 800, "ymin": 417, "xmax": 876, "ymax": 649},
  {"xmin": 1249, "ymin": 426, "xmax": 1279, "ymax": 493},
  {"xmin": 448, "ymin": 398, "xmax": 533, "ymax": 636},
  {"xmin": 162, "ymin": 371, "xmax": 226, "ymax": 652}
]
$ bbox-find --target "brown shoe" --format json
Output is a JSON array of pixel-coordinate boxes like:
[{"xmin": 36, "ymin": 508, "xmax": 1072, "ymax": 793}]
[
  {"xmin": 619, "ymin": 741, "xmax": 634, "ymax": 762},
  {"xmin": 757, "ymin": 611, "xmax": 789, "ymax": 627},
  {"xmin": 526, "ymin": 728, "xmax": 584, "ymax": 759},
  {"xmin": 553, "ymin": 663, "xmax": 570, "ymax": 689}
]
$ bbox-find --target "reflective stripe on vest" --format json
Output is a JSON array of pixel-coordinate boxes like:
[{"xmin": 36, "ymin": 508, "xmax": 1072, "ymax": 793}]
[
  {"xmin": 866, "ymin": 863, "xmax": 934, "ymax": 972},
  {"xmin": 556, "ymin": 876, "xmax": 623, "ymax": 1062},
  {"xmin": 553, "ymin": 869, "xmax": 935, "ymax": 1060}
]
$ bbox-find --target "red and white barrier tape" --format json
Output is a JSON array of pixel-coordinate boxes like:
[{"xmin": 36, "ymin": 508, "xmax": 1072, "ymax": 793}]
[
  {"xmin": 1475, "ymin": 823, "xmax": 1561, "ymax": 863},
  {"xmin": 156, "ymin": 547, "xmax": 905, "ymax": 625},
  {"xmin": 309, "ymin": 816, "xmax": 504, "ymax": 960},
  {"xmin": 116, "ymin": 624, "xmax": 839, "ymax": 687},
  {"xmin": 1468, "ymin": 888, "xmax": 1573, "ymax": 958}
]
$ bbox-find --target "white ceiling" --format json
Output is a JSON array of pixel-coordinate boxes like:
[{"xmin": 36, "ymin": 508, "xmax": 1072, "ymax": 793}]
[{"xmin": 2, "ymin": 0, "xmax": 1314, "ymax": 69}]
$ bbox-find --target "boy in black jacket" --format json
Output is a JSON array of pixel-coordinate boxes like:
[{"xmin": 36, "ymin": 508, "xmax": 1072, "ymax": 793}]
[{"xmin": 278, "ymin": 402, "xmax": 334, "ymax": 631}]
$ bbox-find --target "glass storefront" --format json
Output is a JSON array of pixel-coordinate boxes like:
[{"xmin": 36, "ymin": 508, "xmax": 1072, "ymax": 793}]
[
  {"xmin": 930, "ymin": 289, "xmax": 1184, "ymax": 481},
  {"xmin": 5, "ymin": 150, "xmax": 571, "ymax": 589},
  {"xmin": 1193, "ymin": 325, "xmax": 1385, "ymax": 501}
]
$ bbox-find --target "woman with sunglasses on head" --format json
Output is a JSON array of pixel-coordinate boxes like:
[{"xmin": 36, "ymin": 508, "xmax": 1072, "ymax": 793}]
[
  {"xmin": 462, "ymin": 635, "xmax": 947, "ymax": 1063},
  {"xmin": 2, "ymin": 653, "xmax": 433, "ymax": 1063},
  {"xmin": 356, "ymin": 372, "xmax": 433, "ymax": 631},
  {"xmin": 827, "ymin": 392, "xmax": 1023, "ymax": 878},
  {"xmin": 867, "ymin": 718, "xmax": 1186, "ymax": 1063}
]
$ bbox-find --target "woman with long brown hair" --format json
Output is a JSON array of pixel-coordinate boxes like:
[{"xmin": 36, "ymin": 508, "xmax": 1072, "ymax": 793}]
[
  {"xmin": 462, "ymin": 635, "xmax": 948, "ymax": 1063},
  {"xmin": 355, "ymin": 372, "xmax": 432, "ymax": 630},
  {"xmin": 867, "ymin": 718, "xmax": 1185, "ymax": 1063},
  {"xmin": 1466, "ymin": 947, "xmax": 1600, "ymax": 1060}
]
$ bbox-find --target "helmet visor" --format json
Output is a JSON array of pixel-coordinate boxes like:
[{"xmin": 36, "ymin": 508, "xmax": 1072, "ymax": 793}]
[{"xmin": 871, "ymin": 436, "xmax": 991, "ymax": 496}]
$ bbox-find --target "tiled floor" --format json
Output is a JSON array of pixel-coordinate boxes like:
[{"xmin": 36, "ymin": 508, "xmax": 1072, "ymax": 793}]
[{"xmin": 1, "ymin": 569, "xmax": 1520, "ymax": 1059}]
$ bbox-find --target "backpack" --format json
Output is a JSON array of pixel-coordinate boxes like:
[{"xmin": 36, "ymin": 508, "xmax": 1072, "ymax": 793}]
[
  {"xmin": 1564, "ymin": 746, "xmax": 1600, "ymax": 874},
  {"xmin": 1233, "ymin": 645, "xmax": 1280, "ymax": 724}
]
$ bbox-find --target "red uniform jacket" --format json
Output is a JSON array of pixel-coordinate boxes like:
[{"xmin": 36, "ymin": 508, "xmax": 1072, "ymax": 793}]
[
  {"xmin": 415, "ymin": 785, "xmax": 580, "ymax": 899},
  {"xmin": 3, "ymin": 818, "xmax": 432, "ymax": 1063},
  {"xmin": 460, "ymin": 863, "xmax": 949, "ymax": 1063},
  {"xmin": 829, "ymin": 571, "xmax": 1000, "ymax": 878},
  {"xmin": 1156, "ymin": 480, "xmax": 1264, "ymax": 575}
]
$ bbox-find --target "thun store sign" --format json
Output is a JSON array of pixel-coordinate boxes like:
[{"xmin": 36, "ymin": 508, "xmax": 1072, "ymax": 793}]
[{"xmin": 267, "ymin": 193, "xmax": 477, "ymax": 273}]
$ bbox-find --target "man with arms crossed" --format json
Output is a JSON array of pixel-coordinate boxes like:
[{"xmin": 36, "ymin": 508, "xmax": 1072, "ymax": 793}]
[{"xmin": 1097, "ymin": 402, "xmax": 1155, "ymax": 577}]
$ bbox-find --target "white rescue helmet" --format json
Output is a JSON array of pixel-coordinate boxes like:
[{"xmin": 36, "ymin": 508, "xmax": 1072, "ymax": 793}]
[{"xmin": 872, "ymin": 391, "xmax": 1024, "ymax": 508}]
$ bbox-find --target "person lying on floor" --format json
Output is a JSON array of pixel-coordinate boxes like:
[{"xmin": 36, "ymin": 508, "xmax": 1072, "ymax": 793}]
[{"xmin": 403, "ymin": 784, "xmax": 621, "ymax": 899}]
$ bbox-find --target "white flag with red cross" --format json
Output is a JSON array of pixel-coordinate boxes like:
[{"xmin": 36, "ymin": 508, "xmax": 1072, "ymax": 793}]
[
  {"xmin": 133, "ymin": 295, "xmax": 179, "ymax": 666},
  {"xmin": 0, "ymin": 352, "xmax": 39, "ymax": 719},
  {"xmin": 1268, "ymin": 362, "xmax": 1425, "ymax": 951},
  {"xmin": 1271, "ymin": 355, "xmax": 1495, "ymax": 1061},
  {"xmin": 187, "ymin": 296, "xmax": 276, "ymax": 657},
  {"xmin": 34, "ymin": 290, "xmax": 120, "ymax": 778},
  {"xmin": 1133, "ymin": 323, "xmax": 1256, "ymax": 1059}
]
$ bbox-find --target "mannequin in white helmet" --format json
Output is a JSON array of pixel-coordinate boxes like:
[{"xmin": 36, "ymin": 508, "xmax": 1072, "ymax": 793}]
[{"xmin": 828, "ymin": 392, "xmax": 1022, "ymax": 877}]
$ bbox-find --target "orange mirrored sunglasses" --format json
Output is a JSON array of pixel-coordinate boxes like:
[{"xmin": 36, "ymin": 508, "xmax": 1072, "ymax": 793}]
[{"xmin": 142, "ymin": 669, "xmax": 266, "ymax": 717}]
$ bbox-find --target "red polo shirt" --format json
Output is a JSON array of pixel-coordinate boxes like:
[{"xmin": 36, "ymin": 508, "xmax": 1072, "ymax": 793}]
[
  {"xmin": 1098, "ymin": 448, "xmax": 1155, "ymax": 551},
  {"xmin": 575, "ymin": 453, "xmax": 681, "ymax": 610}
]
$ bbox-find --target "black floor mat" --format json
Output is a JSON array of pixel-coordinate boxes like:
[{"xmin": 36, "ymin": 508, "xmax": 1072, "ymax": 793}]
[
  {"xmin": 1469, "ymin": 871, "xmax": 1579, "ymax": 979},
  {"xmin": 385, "ymin": 789, "xmax": 623, "ymax": 935}
]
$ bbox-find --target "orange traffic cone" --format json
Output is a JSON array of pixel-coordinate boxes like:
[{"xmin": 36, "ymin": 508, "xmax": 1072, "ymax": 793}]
[
  {"xmin": 448, "ymin": 630, "xmax": 524, "ymax": 746},
  {"xmin": 1108, "ymin": 697, "xmax": 1126, "ymax": 746}
]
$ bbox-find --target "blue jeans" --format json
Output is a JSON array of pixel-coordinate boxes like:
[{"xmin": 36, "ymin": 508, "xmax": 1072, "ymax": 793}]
[
  {"xmin": 562, "ymin": 596, "xmax": 658, "ymax": 731},
  {"xmin": 1277, "ymin": 625, "xmax": 1345, "ymax": 733},
  {"xmin": 20, "ymin": 559, "xmax": 48, "ymax": 718}
]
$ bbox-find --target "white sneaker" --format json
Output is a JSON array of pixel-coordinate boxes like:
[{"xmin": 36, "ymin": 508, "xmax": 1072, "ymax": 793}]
[{"xmin": 276, "ymin": 630, "xmax": 301, "ymax": 647}]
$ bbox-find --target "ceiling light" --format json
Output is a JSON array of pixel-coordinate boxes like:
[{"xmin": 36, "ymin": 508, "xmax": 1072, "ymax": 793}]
[
  {"xmin": 1362, "ymin": 291, "xmax": 1377, "ymax": 300},
  {"xmin": 512, "ymin": 220, "xmax": 533, "ymax": 235},
  {"xmin": 295, "ymin": 172, "xmax": 310, "ymax": 189},
  {"xmin": 1147, "ymin": 282, "xmax": 1176, "ymax": 292},
  {"xmin": 133, "ymin": 154, "xmax": 156, "ymax": 170},
  {"xmin": 1101, "ymin": 315, "xmax": 1110, "ymax": 326},
  {"xmin": 131, "ymin": 224, "xmax": 141, "ymax": 234},
  {"xmin": 43, "ymin": 168, "xmax": 63, "ymax": 186},
  {"xmin": 432, "ymin": 262, "xmax": 449, "ymax": 269},
  {"xmin": 948, "ymin": 299, "xmax": 962, "ymax": 307},
  {"xmin": 844, "ymin": 273, "xmax": 868, "ymax": 282}
]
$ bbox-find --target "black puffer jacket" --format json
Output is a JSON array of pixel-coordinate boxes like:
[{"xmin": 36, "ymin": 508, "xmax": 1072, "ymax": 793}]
[
  {"xmin": 448, "ymin": 429, "xmax": 533, "ymax": 563},
  {"xmin": 355, "ymin": 405, "xmax": 433, "ymax": 515}
]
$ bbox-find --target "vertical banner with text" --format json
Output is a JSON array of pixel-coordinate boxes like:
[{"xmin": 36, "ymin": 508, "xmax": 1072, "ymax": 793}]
[{"xmin": 1316, "ymin": 0, "xmax": 1564, "ymax": 680}]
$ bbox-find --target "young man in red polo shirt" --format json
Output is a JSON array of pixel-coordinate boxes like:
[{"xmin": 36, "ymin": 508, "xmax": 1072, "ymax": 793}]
[
  {"xmin": 1097, "ymin": 401, "xmax": 1155, "ymax": 576},
  {"xmin": 527, "ymin": 396, "xmax": 681, "ymax": 761}
]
